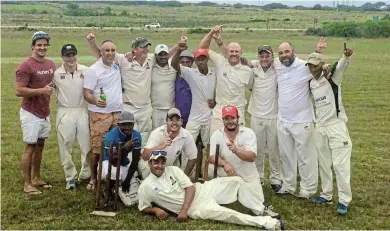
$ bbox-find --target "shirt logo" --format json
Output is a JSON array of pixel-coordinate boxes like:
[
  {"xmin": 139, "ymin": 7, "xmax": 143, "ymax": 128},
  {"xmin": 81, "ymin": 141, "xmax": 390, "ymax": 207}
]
[
  {"xmin": 343, "ymin": 141, "xmax": 349, "ymax": 146},
  {"xmin": 304, "ymin": 125, "xmax": 310, "ymax": 131},
  {"xmin": 146, "ymin": 63, "xmax": 150, "ymax": 69},
  {"xmin": 254, "ymin": 74, "xmax": 259, "ymax": 78},
  {"xmin": 153, "ymin": 187, "xmax": 160, "ymax": 193},
  {"xmin": 60, "ymin": 75, "xmax": 65, "ymax": 79},
  {"xmin": 37, "ymin": 68, "xmax": 54, "ymax": 75},
  {"xmin": 170, "ymin": 176, "xmax": 177, "ymax": 185},
  {"xmin": 223, "ymin": 73, "xmax": 227, "ymax": 77},
  {"xmin": 80, "ymin": 73, "xmax": 84, "ymax": 79},
  {"xmin": 113, "ymin": 64, "xmax": 119, "ymax": 71}
]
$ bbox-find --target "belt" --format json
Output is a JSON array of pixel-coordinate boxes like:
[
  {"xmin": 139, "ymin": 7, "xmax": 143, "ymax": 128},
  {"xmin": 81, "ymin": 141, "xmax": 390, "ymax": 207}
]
[{"xmin": 124, "ymin": 102, "xmax": 134, "ymax": 106}]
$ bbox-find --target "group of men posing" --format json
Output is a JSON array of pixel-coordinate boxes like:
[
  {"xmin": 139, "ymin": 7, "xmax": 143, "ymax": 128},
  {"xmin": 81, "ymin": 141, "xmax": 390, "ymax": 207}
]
[{"xmin": 15, "ymin": 24, "xmax": 354, "ymax": 229}]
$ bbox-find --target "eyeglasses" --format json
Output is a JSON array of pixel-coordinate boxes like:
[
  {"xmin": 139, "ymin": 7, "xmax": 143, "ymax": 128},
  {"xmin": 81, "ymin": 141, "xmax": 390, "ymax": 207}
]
[{"xmin": 151, "ymin": 150, "xmax": 167, "ymax": 156}]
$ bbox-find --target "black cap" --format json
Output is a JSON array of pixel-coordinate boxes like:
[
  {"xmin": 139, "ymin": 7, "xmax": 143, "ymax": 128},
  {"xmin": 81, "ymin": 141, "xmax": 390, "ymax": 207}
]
[
  {"xmin": 258, "ymin": 45, "xmax": 273, "ymax": 54},
  {"xmin": 61, "ymin": 44, "xmax": 77, "ymax": 56}
]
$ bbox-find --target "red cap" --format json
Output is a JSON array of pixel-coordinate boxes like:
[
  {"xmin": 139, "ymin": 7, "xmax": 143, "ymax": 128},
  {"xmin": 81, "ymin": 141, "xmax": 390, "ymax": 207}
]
[
  {"xmin": 222, "ymin": 105, "xmax": 238, "ymax": 118},
  {"xmin": 193, "ymin": 48, "xmax": 209, "ymax": 58}
]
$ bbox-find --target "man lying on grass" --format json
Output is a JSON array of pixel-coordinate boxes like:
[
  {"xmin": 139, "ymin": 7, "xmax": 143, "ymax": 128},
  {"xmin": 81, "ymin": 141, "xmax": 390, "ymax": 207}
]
[{"xmin": 137, "ymin": 151, "xmax": 285, "ymax": 230}]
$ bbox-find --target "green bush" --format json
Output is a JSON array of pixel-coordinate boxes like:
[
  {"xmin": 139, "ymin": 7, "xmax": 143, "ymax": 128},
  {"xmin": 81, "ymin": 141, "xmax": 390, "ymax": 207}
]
[
  {"xmin": 188, "ymin": 28, "xmax": 209, "ymax": 34},
  {"xmin": 306, "ymin": 20, "xmax": 390, "ymax": 38}
]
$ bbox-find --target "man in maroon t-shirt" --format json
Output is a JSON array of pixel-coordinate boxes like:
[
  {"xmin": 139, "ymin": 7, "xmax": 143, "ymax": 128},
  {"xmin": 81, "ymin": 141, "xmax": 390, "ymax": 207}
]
[{"xmin": 15, "ymin": 31, "xmax": 57, "ymax": 195}]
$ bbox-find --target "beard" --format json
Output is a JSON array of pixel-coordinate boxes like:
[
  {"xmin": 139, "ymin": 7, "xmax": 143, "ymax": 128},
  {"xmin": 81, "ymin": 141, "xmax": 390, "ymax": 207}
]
[{"xmin": 281, "ymin": 56, "xmax": 295, "ymax": 67}]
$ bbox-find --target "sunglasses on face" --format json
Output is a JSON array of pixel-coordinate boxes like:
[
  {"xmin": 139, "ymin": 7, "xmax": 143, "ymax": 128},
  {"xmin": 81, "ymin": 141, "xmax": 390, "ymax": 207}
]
[{"xmin": 151, "ymin": 150, "xmax": 167, "ymax": 156}]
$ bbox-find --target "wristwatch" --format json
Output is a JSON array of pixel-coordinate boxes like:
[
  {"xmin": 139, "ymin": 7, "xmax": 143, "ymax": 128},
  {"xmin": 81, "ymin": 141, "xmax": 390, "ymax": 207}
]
[{"xmin": 217, "ymin": 41, "xmax": 224, "ymax": 47}]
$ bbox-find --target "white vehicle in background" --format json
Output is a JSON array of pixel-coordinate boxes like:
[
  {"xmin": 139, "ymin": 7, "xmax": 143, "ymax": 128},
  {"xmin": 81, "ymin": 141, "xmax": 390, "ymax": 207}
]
[{"xmin": 145, "ymin": 23, "xmax": 161, "ymax": 29}]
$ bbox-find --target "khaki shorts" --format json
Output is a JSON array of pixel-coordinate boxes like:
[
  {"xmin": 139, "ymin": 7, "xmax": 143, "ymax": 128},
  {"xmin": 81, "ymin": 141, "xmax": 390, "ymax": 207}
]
[{"xmin": 89, "ymin": 111, "xmax": 120, "ymax": 155}]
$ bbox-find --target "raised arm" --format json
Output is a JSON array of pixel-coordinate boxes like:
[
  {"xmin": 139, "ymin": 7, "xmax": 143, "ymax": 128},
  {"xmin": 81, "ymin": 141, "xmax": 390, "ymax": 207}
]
[
  {"xmin": 199, "ymin": 24, "xmax": 223, "ymax": 49},
  {"xmin": 212, "ymin": 31, "xmax": 228, "ymax": 57},
  {"xmin": 331, "ymin": 42, "xmax": 353, "ymax": 85},
  {"xmin": 86, "ymin": 26, "xmax": 102, "ymax": 59}
]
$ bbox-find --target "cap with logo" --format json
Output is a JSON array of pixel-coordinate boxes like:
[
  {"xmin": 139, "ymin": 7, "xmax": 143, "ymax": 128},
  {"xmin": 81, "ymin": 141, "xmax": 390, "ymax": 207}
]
[
  {"xmin": 31, "ymin": 31, "xmax": 51, "ymax": 45},
  {"xmin": 166, "ymin": 108, "xmax": 182, "ymax": 119},
  {"xmin": 193, "ymin": 48, "xmax": 209, "ymax": 58},
  {"xmin": 118, "ymin": 111, "xmax": 135, "ymax": 124},
  {"xmin": 180, "ymin": 50, "xmax": 194, "ymax": 59},
  {"xmin": 155, "ymin": 44, "xmax": 169, "ymax": 54},
  {"xmin": 258, "ymin": 45, "xmax": 273, "ymax": 55},
  {"xmin": 222, "ymin": 105, "xmax": 239, "ymax": 119},
  {"xmin": 306, "ymin": 52, "xmax": 325, "ymax": 66},
  {"xmin": 61, "ymin": 44, "xmax": 78, "ymax": 56},
  {"xmin": 131, "ymin": 37, "xmax": 151, "ymax": 49},
  {"xmin": 149, "ymin": 150, "xmax": 167, "ymax": 161}
]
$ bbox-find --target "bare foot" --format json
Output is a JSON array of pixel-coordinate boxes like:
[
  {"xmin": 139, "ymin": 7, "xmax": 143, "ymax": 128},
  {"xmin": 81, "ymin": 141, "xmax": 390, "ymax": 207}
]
[
  {"xmin": 32, "ymin": 179, "xmax": 52, "ymax": 188},
  {"xmin": 24, "ymin": 183, "xmax": 42, "ymax": 196}
]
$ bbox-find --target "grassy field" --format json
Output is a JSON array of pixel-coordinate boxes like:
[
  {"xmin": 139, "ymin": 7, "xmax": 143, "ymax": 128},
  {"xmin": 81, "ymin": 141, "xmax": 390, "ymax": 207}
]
[
  {"xmin": 1, "ymin": 28, "xmax": 390, "ymax": 230},
  {"xmin": 1, "ymin": 2, "xmax": 389, "ymax": 29}
]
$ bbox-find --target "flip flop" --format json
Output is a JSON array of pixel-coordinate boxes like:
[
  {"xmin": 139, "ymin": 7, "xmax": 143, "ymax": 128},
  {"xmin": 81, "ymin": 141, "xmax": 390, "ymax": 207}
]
[
  {"xmin": 24, "ymin": 189, "xmax": 42, "ymax": 196},
  {"xmin": 34, "ymin": 183, "xmax": 53, "ymax": 189},
  {"xmin": 86, "ymin": 183, "xmax": 96, "ymax": 191}
]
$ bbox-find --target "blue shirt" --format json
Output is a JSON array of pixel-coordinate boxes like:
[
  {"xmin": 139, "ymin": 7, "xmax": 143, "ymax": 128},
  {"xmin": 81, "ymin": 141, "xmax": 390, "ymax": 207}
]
[
  {"xmin": 175, "ymin": 73, "xmax": 192, "ymax": 127},
  {"xmin": 103, "ymin": 127, "xmax": 142, "ymax": 166}
]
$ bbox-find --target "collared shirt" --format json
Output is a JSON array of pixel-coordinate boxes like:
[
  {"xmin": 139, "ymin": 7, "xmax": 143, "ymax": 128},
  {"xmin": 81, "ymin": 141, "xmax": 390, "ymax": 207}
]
[
  {"xmin": 138, "ymin": 166, "xmax": 194, "ymax": 213},
  {"xmin": 117, "ymin": 53, "xmax": 155, "ymax": 108},
  {"xmin": 151, "ymin": 60, "xmax": 177, "ymax": 109},
  {"xmin": 209, "ymin": 126, "xmax": 259, "ymax": 181},
  {"xmin": 83, "ymin": 58, "xmax": 122, "ymax": 113},
  {"xmin": 103, "ymin": 127, "xmax": 142, "ymax": 166},
  {"xmin": 208, "ymin": 50, "xmax": 253, "ymax": 119},
  {"xmin": 180, "ymin": 65, "xmax": 216, "ymax": 123},
  {"xmin": 145, "ymin": 125, "xmax": 197, "ymax": 166},
  {"xmin": 248, "ymin": 61, "xmax": 278, "ymax": 119},
  {"xmin": 54, "ymin": 63, "xmax": 89, "ymax": 108},
  {"xmin": 310, "ymin": 55, "xmax": 350, "ymax": 125},
  {"xmin": 274, "ymin": 57, "xmax": 314, "ymax": 123}
]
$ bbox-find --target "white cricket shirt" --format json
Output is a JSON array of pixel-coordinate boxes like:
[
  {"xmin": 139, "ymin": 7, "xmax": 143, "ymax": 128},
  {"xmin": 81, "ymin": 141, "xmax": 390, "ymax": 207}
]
[
  {"xmin": 145, "ymin": 125, "xmax": 198, "ymax": 166},
  {"xmin": 151, "ymin": 60, "xmax": 177, "ymax": 109},
  {"xmin": 180, "ymin": 65, "xmax": 216, "ymax": 123},
  {"xmin": 273, "ymin": 57, "xmax": 314, "ymax": 123},
  {"xmin": 209, "ymin": 127, "xmax": 259, "ymax": 181},
  {"xmin": 208, "ymin": 50, "xmax": 253, "ymax": 109},
  {"xmin": 83, "ymin": 58, "xmax": 122, "ymax": 113},
  {"xmin": 310, "ymin": 55, "xmax": 350, "ymax": 125},
  {"xmin": 248, "ymin": 60, "xmax": 278, "ymax": 119},
  {"xmin": 54, "ymin": 63, "xmax": 89, "ymax": 108},
  {"xmin": 138, "ymin": 166, "xmax": 194, "ymax": 213},
  {"xmin": 117, "ymin": 53, "xmax": 155, "ymax": 108}
]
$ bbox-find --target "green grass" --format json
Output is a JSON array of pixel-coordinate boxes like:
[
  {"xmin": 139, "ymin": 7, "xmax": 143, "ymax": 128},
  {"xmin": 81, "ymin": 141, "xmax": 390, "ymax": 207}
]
[{"xmin": 1, "ymin": 29, "xmax": 390, "ymax": 229}]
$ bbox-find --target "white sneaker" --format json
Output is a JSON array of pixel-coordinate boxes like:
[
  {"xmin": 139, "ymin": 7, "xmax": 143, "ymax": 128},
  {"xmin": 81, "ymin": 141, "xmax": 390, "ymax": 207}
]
[
  {"xmin": 66, "ymin": 180, "xmax": 76, "ymax": 190},
  {"xmin": 263, "ymin": 205, "xmax": 280, "ymax": 219}
]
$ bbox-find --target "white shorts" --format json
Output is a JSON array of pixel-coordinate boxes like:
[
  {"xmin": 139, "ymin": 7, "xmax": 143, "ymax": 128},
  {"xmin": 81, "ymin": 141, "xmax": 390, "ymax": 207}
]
[{"xmin": 20, "ymin": 108, "xmax": 51, "ymax": 144}]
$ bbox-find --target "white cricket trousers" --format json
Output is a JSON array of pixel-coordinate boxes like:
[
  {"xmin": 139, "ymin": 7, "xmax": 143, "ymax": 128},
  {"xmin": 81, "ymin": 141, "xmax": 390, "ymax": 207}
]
[
  {"xmin": 210, "ymin": 106, "xmax": 245, "ymax": 135},
  {"xmin": 56, "ymin": 107, "xmax": 91, "ymax": 181},
  {"xmin": 251, "ymin": 116, "xmax": 282, "ymax": 185},
  {"xmin": 152, "ymin": 108, "xmax": 169, "ymax": 130},
  {"xmin": 206, "ymin": 165, "xmax": 265, "ymax": 204},
  {"xmin": 277, "ymin": 120, "xmax": 318, "ymax": 197},
  {"xmin": 123, "ymin": 103, "xmax": 153, "ymax": 147},
  {"xmin": 188, "ymin": 177, "xmax": 278, "ymax": 230},
  {"xmin": 186, "ymin": 120, "xmax": 211, "ymax": 145},
  {"xmin": 315, "ymin": 121, "xmax": 352, "ymax": 206}
]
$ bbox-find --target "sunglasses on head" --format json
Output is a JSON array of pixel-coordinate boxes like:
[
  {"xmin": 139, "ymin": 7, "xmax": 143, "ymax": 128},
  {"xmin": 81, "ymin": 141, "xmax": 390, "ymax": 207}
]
[
  {"xmin": 151, "ymin": 150, "xmax": 167, "ymax": 156},
  {"xmin": 32, "ymin": 33, "xmax": 50, "ymax": 41}
]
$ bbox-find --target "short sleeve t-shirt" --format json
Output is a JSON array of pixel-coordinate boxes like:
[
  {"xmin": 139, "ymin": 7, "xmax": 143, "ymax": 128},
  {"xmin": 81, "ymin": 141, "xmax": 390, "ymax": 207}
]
[
  {"xmin": 103, "ymin": 127, "xmax": 142, "ymax": 166},
  {"xmin": 15, "ymin": 57, "xmax": 56, "ymax": 118}
]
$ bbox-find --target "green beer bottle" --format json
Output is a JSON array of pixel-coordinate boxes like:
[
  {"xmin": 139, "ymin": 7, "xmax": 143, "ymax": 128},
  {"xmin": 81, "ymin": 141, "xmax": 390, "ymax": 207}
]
[{"xmin": 100, "ymin": 87, "xmax": 106, "ymax": 101}]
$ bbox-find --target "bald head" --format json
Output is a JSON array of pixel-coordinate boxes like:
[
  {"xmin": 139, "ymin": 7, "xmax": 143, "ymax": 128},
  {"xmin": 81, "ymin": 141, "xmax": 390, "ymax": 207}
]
[
  {"xmin": 278, "ymin": 41, "xmax": 295, "ymax": 67},
  {"xmin": 226, "ymin": 42, "xmax": 242, "ymax": 66}
]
